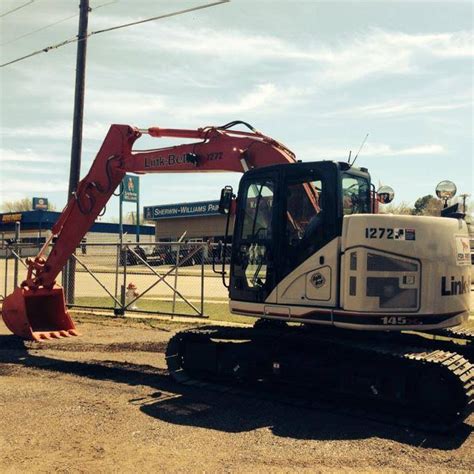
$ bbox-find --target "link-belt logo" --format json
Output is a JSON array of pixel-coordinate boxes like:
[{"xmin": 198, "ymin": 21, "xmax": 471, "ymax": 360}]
[
  {"xmin": 144, "ymin": 153, "xmax": 194, "ymax": 168},
  {"xmin": 441, "ymin": 275, "xmax": 470, "ymax": 296},
  {"xmin": 144, "ymin": 152, "xmax": 222, "ymax": 169}
]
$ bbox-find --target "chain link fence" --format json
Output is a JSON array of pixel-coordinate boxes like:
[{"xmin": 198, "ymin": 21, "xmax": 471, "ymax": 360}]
[{"xmin": 0, "ymin": 241, "xmax": 232, "ymax": 319}]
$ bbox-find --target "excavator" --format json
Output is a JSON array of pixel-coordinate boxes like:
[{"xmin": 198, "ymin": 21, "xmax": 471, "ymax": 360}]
[{"xmin": 2, "ymin": 121, "xmax": 473, "ymax": 430}]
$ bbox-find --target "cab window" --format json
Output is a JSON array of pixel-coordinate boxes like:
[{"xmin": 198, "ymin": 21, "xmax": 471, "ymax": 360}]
[
  {"xmin": 342, "ymin": 174, "xmax": 370, "ymax": 215},
  {"xmin": 240, "ymin": 180, "xmax": 274, "ymax": 289},
  {"xmin": 242, "ymin": 181, "xmax": 274, "ymax": 240},
  {"xmin": 286, "ymin": 179, "xmax": 322, "ymax": 246}
]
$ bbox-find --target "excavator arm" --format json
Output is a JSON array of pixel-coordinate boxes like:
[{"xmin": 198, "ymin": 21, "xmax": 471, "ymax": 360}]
[{"xmin": 2, "ymin": 121, "xmax": 295, "ymax": 340}]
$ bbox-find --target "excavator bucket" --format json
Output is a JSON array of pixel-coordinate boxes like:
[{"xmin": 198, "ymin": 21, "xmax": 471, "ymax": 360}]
[{"xmin": 2, "ymin": 285, "xmax": 78, "ymax": 341}]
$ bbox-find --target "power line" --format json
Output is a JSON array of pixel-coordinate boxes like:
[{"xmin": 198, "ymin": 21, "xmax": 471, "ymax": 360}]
[
  {"xmin": 1, "ymin": 0, "xmax": 229, "ymax": 68},
  {"xmin": 91, "ymin": 0, "xmax": 118, "ymax": 11},
  {"xmin": 1, "ymin": 13, "xmax": 77, "ymax": 46},
  {"xmin": 1, "ymin": 1, "xmax": 118, "ymax": 47},
  {"xmin": 90, "ymin": 0, "xmax": 229, "ymax": 35},
  {"xmin": 0, "ymin": 0, "xmax": 36, "ymax": 19}
]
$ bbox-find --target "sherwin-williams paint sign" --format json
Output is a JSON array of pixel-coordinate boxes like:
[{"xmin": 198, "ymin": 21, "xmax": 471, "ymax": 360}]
[
  {"xmin": 122, "ymin": 174, "xmax": 139, "ymax": 202},
  {"xmin": 144, "ymin": 201, "xmax": 220, "ymax": 220}
]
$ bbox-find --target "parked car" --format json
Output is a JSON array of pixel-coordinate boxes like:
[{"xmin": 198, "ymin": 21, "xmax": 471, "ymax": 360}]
[
  {"xmin": 119, "ymin": 245, "xmax": 147, "ymax": 266},
  {"xmin": 149, "ymin": 245, "xmax": 195, "ymax": 266}
]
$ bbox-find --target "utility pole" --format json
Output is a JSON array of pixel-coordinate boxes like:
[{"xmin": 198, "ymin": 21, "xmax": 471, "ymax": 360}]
[{"xmin": 63, "ymin": 0, "xmax": 90, "ymax": 304}]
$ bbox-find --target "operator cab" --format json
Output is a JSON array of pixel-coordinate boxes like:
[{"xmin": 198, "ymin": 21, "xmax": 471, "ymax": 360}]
[{"xmin": 227, "ymin": 161, "xmax": 372, "ymax": 303}]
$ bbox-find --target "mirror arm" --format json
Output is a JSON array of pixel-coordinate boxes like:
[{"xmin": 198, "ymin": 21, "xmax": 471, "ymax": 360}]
[
  {"xmin": 220, "ymin": 202, "xmax": 233, "ymax": 289},
  {"xmin": 370, "ymin": 182, "xmax": 376, "ymax": 213}
]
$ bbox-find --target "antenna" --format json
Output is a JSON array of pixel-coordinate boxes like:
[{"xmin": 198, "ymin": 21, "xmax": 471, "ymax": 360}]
[
  {"xmin": 347, "ymin": 150, "xmax": 352, "ymax": 163},
  {"xmin": 351, "ymin": 133, "xmax": 369, "ymax": 167}
]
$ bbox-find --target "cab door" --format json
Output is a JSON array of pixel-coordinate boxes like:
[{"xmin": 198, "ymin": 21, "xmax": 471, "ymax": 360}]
[{"xmin": 230, "ymin": 174, "xmax": 278, "ymax": 303}]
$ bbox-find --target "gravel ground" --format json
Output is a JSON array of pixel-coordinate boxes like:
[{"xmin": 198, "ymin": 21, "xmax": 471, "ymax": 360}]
[{"xmin": 0, "ymin": 314, "xmax": 473, "ymax": 473}]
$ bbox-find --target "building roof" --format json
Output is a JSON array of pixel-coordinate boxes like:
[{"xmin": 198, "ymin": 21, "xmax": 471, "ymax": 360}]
[{"xmin": 0, "ymin": 210, "xmax": 155, "ymax": 235}]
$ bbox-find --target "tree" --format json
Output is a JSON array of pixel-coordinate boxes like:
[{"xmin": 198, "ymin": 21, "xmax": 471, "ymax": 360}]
[
  {"xmin": 1, "ymin": 198, "xmax": 33, "ymax": 212},
  {"xmin": 411, "ymin": 195, "xmax": 442, "ymax": 216},
  {"xmin": 422, "ymin": 197, "xmax": 443, "ymax": 216},
  {"xmin": 1, "ymin": 199, "xmax": 56, "ymax": 212},
  {"xmin": 379, "ymin": 201, "xmax": 412, "ymax": 215}
]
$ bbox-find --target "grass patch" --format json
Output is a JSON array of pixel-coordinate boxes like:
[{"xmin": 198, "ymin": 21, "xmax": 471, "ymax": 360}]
[{"xmin": 73, "ymin": 296, "xmax": 255, "ymax": 325}]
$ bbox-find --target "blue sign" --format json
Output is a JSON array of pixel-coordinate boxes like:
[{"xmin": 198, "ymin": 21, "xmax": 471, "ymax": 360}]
[
  {"xmin": 32, "ymin": 197, "xmax": 48, "ymax": 210},
  {"xmin": 144, "ymin": 200, "xmax": 220, "ymax": 220},
  {"xmin": 122, "ymin": 175, "xmax": 139, "ymax": 202}
]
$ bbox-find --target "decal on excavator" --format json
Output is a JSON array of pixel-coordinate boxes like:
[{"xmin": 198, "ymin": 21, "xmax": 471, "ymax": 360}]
[
  {"xmin": 365, "ymin": 227, "xmax": 416, "ymax": 240},
  {"xmin": 455, "ymin": 236, "xmax": 471, "ymax": 266},
  {"xmin": 310, "ymin": 272, "xmax": 326, "ymax": 288},
  {"xmin": 144, "ymin": 153, "xmax": 192, "ymax": 168},
  {"xmin": 441, "ymin": 275, "xmax": 470, "ymax": 296},
  {"xmin": 381, "ymin": 316, "xmax": 422, "ymax": 325},
  {"xmin": 144, "ymin": 151, "xmax": 223, "ymax": 168}
]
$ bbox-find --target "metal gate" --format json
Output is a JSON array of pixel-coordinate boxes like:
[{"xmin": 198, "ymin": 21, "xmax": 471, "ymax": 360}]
[{"xmin": 1, "ymin": 241, "xmax": 230, "ymax": 319}]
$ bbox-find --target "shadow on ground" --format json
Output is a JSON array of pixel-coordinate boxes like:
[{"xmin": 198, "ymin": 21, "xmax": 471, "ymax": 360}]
[{"xmin": 0, "ymin": 335, "xmax": 471, "ymax": 450}]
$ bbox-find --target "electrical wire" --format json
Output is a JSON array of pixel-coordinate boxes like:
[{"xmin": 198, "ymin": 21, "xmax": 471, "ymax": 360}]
[
  {"xmin": 89, "ymin": 0, "xmax": 229, "ymax": 36},
  {"xmin": 1, "ymin": 1, "xmax": 118, "ymax": 47},
  {"xmin": 0, "ymin": 0, "xmax": 229, "ymax": 68},
  {"xmin": 1, "ymin": 13, "xmax": 78, "ymax": 46},
  {"xmin": 92, "ymin": 0, "xmax": 118, "ymax": 11},
  {"xmin": 0, "ymin": 0, "xmax": 36, "ymax": 19}
]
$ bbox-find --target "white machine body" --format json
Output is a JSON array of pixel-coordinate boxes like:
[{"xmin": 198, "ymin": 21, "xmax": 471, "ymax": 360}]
[{"xmin": 231, "ymin": 214, "xmax": 471, "ymax": 331}]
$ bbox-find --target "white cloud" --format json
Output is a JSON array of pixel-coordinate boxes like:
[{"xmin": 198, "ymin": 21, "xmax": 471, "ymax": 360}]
[
  {"xmin": 175, "ymin": 83, "xmax": 307, "ymax": 118},
  {"xmin": 302, "ymin": 142, "xmax": 445, "ymax": 160},
  {"xmin": 94, "ymin": 14, "xmax": 473, "ymax": 60},
  {"xmin": 313, "ymin": 29, "xmax": 473, "ymax": 86},
  {"xmin": 0, "ymin": 121, "xmax": 109, "ymax": 141},
  {"xmin": 388, "ymin": 30, "xmax": 473, "ymax": 58},
  {"xmin": 0, "ymin": 178, "xmax": 68, "ymax": 202},
  {"xmin": 327, "ymin": 95, "xmax": 472, "ymax": 118},
  {"xmin": 0, "ymin": 162, "xmax": 64, "ymax": 174},
  {"xmin": 91, "ymin": 15, "xmax": 318, "ymax": 62},
  {"xmin": 76, "ymin": 90, "xmax": 167, "ymax": 117},
  {"xmin": 3, "ymin": 23, "xmax": 471, "ymax": 128},
  {"xmin": 112, "ymin": 24, "xmax": 472, "ymax": 87},
  {"xmin": 53, "ymin": 83, "xmax": 306, "ymax": 122},
  {"xmin": 0, "ymin": 148, "xmax": 60, "ymax": 163},
  {"xmin": 388, "ymin": 144, "xmax": 445, "ymax": 156}
]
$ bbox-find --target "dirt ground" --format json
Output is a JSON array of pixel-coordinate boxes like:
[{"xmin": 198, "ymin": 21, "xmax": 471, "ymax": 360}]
[{"xmin": 1, "ymin": 314, "xmax": 473, "ymax": 473}]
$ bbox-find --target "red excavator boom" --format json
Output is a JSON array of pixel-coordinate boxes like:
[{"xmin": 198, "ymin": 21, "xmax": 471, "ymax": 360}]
[{"xmin": 2, "ymin": 122, "xmax": 295, "ymax": 340}]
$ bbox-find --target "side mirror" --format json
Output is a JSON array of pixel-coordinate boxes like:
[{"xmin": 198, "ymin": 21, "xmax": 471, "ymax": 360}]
[
  {"xmin": 377, "ymin": 185, "xmax": 395, "ymax": 204},
  {"xmin": 435, "ymin": 180, "xmax": 457, "ymax": 200},
  {"xmin": 436, "ymin": 180, "xmax": 457, "ymax": 209},
  {"xmin": 218, "ymin": 186, "xmax": 234, "ymax": 214}
]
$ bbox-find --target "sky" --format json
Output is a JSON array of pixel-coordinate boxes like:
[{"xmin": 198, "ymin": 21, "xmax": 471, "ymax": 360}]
[{"xmin": 0, "ymin": 0, "xmax": 473, "ymax": 220}]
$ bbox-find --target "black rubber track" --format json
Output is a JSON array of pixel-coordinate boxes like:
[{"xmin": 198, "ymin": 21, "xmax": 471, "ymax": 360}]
[
  {"xmin": 166, "ymin": 325, "xmax": 473, "ymax": 433},
  {"xmin": 410, "ymin": 324, "xmax": 474, "ymax": 361}
]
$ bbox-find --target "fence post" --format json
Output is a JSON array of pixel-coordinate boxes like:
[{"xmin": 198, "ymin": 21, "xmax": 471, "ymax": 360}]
[
  {"xmin": 4, "ymin": 247, "xmax": 9, "ymax": 297},
  {"xmin": 121, "ymin": 243, "xmax": 128, "ymax": 315},
  {"xmin": 200, "ymin": 244, "xmax": 205, "ymax": 317},
  {"xmin": 13, "ymin": 221, "xmax": 20, "ymax": 289},
  {"xmin": 114, "ymin": 242, "xmax": 120, "ymax": 314},
  {"xmin": 171, "ymin": 242, "xmax": 180, "ymax": 316}
]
